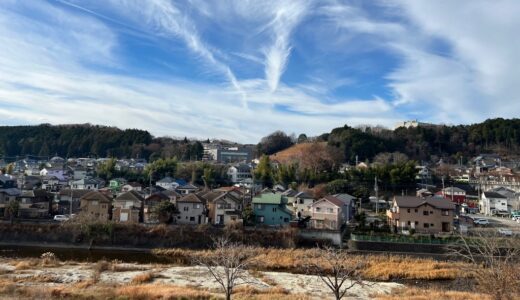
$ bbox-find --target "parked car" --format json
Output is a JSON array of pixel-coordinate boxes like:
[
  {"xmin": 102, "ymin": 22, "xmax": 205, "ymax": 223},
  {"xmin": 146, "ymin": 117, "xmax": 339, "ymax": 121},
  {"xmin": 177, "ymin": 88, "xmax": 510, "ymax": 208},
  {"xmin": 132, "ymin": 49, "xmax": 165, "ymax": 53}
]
[
  {"xmin": 497, "ymin": 228, "xmax": 513, "ymax": 236},
  {"xmin": 474, "ymin": 218, "xmax": 490, "ymax": 226},
  {"xmin": 53, "ymin": 215, "xmax": 69, "ymax": 222}
]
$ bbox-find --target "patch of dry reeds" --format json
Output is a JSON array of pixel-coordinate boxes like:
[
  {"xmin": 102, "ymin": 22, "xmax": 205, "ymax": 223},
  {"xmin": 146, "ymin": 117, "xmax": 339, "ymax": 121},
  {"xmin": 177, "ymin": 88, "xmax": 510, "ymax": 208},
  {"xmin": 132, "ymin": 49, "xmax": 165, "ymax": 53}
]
[
  {"xmin": 153, "ymin": 247, "xmax": 466, "ymax": 281},
  {"xmin": 375, "ymin": 287, "xmax": 491, "ymax": 300}
]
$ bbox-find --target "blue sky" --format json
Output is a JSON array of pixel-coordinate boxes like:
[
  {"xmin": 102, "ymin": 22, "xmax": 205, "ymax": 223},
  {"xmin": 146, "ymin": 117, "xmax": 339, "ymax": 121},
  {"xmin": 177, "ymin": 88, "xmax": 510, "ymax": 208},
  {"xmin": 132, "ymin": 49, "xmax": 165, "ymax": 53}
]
[{"xmin": 0, "ymin": 0, "xmax": 519, "ymax": 143}]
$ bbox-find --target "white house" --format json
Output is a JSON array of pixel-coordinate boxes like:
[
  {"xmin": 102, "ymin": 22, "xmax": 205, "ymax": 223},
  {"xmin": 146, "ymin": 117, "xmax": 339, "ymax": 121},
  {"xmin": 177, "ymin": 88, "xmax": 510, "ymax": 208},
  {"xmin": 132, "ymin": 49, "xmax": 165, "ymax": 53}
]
[
  {"xmin": 71, "ymin": 178, "xmax": 99, "ymax": 190},
  {"xmin": 156, "ymin": 176, "xmax": 179, "ymax": 191},
  {"xmin": 227, "ymin": 164, "xmax": 252, "ymax": 183},
  {"xmin": 480, "ymin": 191, "xmax": 508, "ymax": 215}
]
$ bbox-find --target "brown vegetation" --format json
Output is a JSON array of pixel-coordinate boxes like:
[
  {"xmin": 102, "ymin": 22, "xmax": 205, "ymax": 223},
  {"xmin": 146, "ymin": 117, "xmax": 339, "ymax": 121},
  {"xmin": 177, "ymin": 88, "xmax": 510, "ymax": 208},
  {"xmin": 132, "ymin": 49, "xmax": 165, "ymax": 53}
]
[
  {"xmin": 154, "ymin": 248, "xmax": 466, "ymax": 281},
  {"xmin": 131, "ymin": 271, "xmax": 157, "ymax": 284},
  {"xmin": 375, "ymin": 287, "xmax": 491, "ymax": 300}
]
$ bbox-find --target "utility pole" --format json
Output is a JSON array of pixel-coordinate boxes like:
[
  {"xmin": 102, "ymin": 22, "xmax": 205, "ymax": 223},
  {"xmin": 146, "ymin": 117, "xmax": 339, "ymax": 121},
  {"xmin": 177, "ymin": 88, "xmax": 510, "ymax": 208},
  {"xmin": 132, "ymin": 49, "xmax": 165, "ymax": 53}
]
[
  {"xmin": 441, "ymin": 176, "xmax": 445, "ymax": 197},
  {"xmin": 374, "ymin": 176, "xmax": 379, "ymax": 214},
  {"xmin": 70, "ymin": 185, "xmax": 73, "ymax": 216}
]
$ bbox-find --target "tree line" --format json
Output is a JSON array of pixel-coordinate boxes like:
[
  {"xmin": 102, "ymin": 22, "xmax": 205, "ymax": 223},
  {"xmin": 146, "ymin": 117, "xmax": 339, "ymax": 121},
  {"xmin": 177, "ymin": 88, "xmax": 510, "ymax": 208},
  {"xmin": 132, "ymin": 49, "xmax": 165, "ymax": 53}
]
[{"xmin": 0, "ymin": 124, "xmax": 203, "ymax": 161}]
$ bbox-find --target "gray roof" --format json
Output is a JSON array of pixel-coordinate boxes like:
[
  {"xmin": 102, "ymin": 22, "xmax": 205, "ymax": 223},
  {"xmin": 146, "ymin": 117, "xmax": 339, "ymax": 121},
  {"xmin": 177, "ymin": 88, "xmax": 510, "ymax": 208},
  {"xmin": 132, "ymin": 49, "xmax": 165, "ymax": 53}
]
[
  {"xmin": 483, "ymin": 191, "xmax": 507, "ymax": 199},
  {"xmin": 157, "ymin": 176, "xmax": 176, "ymax": 184},
  {"xmin": 295, "ymin": 191, "xmax": 314, "ymax": 199},
  {"xmin": 115, "ymin": 190, "xmax": 145, "ymax": 203},
  {"xmin": 178, "ymin": 183, "xmax": 198, "ymax": 190},
  {"xmin": 442, "ymin": 187, "xmax": 466, "ymax": 193},
  {"xmin": 334, "ymin": 193, "xmax": 356, "ymax": 205},
  {"xmin": 394, "ymin": 196, "xmax": 455, "ymax": 210}
]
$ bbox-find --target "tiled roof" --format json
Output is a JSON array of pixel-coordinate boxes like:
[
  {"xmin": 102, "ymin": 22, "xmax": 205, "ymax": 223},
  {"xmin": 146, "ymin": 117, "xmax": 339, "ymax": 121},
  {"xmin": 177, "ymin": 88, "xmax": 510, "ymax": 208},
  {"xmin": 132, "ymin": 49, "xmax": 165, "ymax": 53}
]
[
  {"xmin": 81, "ymin": 191, "xmax": 112, "ymax": 203},
  {"xmin": 115, "ymin": 190, "xmax": 144, "ymax": 202},
  {"xmin": 394, "ymin": 196, "xmax": 455, "ymax": 210}
]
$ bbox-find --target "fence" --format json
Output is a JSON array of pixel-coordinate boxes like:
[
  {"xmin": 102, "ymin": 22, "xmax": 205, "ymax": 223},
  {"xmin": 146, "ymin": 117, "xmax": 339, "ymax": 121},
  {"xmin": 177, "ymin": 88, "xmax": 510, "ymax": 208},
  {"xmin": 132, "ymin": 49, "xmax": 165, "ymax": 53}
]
[{"xmin": 350, "ymin": 233, "xmax": 458, "ymax": 245}]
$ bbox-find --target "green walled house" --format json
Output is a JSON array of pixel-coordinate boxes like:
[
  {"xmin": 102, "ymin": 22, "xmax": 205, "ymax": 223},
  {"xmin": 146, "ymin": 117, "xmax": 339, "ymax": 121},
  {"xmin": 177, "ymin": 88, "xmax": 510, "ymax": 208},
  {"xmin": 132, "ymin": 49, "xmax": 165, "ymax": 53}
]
[
  {"xmin": 109, "ymin": 178, "xmax": 127, "ymax": 192},
  {"xmin": 252, "ymin": 193, "xmax": 293, "ymax": 226}
]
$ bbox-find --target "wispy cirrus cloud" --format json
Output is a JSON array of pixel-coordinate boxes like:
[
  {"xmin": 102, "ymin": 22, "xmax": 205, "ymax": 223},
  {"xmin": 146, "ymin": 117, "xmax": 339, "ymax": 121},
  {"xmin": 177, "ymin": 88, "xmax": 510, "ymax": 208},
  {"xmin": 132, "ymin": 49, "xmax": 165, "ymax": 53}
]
[
  {"xmin": 1, "ymin": 0, "xmax": 518, "ymax": 143},
  {"xmin": 263, "ymin": 0, "xmax": 310, "ymax": 92}
]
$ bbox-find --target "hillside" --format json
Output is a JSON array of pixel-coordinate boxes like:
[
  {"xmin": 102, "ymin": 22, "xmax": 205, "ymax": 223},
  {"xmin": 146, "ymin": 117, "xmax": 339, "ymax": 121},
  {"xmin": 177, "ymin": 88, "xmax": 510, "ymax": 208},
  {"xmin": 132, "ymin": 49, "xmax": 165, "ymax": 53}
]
[
  {"xmin": 269, "ymin": 142, "xmax": 327, "ymax": 164},
  {"xmin": 0, "ymin": 124, "xmax": 153, "ymax": 159},
  {"xmin": 326, "ymin": 118, "xmax": 520, "ymax": 163}
]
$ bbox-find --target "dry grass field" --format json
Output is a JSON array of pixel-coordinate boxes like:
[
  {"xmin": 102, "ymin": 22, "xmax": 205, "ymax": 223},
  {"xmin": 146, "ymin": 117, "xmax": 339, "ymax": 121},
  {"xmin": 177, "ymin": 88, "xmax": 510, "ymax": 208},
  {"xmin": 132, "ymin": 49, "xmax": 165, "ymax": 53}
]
[{"xmin": 153, "ymin": 247, "xmax": 467, "ymax": 281}]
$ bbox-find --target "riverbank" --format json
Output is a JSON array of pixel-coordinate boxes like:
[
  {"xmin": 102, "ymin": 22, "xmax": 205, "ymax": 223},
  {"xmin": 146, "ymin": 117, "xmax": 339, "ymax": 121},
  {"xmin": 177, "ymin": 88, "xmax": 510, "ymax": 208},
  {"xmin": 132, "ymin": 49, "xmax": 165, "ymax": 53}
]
[{"xmin": 0, "ymin": 256, "xmax": 401, "ymax": 300}]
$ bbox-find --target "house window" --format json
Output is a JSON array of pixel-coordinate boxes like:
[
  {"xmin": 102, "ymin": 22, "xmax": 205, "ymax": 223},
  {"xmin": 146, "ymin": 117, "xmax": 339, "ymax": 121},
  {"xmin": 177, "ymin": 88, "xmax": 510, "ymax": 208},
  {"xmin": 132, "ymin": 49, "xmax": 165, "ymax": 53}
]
[
  {"xmin": 430, "ymin": 223, "xmax": 434, "ymax": 227},
  {"xmin": 415, "ymin": 221, "xmax": 419, "ymax": 226},
  {"xmin": 299, "ymin": 199, "xmax": 304, "ymax": 204},
  {"xmin": 183, "ymin": 206, "xmax": 189, "ymax": 211},
  {"xmin": 430, "ymin": 211, "xmax": 433, "ymax": 214},
  {"xmin": 414, "ymin": 209, "xmax": 418, "ymax": 213},
  {"xmin": 258, "ymin": 216, "xmax": 264, "ymax": 223},
  {"xmin": 441, "ymin": 210, "xmax": 449, "ymax": 216},
  {"xmin": 423, "ymin": 211, "xmax": 429, "ymax": 216},
  {"xmin": 272, "ymin": 207, "xmax": 277, "ymax": 212},
  {"xmin": 407, "ymin": 221, "xmax": 411, "ymax": 226},
  {"xmin": 316, "ymin": 207, "xmax": 321, "ymax": 212},
  {"xmin": 194, "ymin": 204, "xmax": 200, "ymax": 209},
  {"xmin": 257, "ymin": 204, "xmax": 263, "ymax": 210},
  {"xmin": 424, "ymin": 223, "xmax": 429, "ymax": 228},
  {"xmin": 407, "ymin": 209, "xmax": 410, "ymax": 213},
  {"xmin": 190, "ymin": 217, "xmax": 195, "ymax": 222},
  {"xmin": 284, "ymin": 218, "xmax": 289, "ymax": 222},
  {"xmin": 217, "ymin": 204, "xmax": 223, "ymax": 209},
  {"xmin": 327, "ymin": 208, "xmax": 334, "ymax": 213}
]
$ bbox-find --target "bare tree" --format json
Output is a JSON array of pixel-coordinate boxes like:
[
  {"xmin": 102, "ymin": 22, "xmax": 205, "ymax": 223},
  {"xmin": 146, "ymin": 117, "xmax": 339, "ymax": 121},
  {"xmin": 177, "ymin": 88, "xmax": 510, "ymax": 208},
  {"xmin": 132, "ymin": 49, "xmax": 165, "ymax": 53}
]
[
  {"xmin": 450, "ymin": 231, "xmax": 520, "ymax": 300},
  {"xmin": 305, "ymin": 246, "xmax": 368, "ymax": 300},
  {"xmin": 194, "ymin": 237, "xmax": 258, "ymax": 300}
]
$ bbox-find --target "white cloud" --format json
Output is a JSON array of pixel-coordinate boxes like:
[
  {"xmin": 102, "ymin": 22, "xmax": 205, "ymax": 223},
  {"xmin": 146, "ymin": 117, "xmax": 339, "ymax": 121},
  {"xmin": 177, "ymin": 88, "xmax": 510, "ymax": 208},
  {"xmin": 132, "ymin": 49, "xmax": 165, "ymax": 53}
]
[{"xmin": 263, "ymin": 1, "xmax": 310, "ymax": 92}]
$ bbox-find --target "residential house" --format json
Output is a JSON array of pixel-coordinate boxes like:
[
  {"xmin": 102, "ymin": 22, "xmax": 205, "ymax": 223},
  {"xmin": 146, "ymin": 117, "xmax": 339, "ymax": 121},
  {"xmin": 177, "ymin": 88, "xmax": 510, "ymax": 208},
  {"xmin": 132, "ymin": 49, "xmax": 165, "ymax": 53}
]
[
  {"xmin": 491, "ymin": 186, "xmax": 520, "ymax": 212},
  {"xmin": 109, "ymin": 178, "xmax": 127, "ymax": 192},
  {"xmin": 480, "ymin": 191, "xmax": 508, "ymax": 215},
  {"xmin": 41, "ymin": 175, "xmax": 66, "ymax": 192},
  {"xmin": 79, "ymin": 191, "xmax": 112, "ymax": 222},
  {"xmin": 387, "ymin": 196, "xmax": 456, "ymax": 234},
  {"xmin": 227, "ymin": 164, "xmax": 252, "ymax": 183},
  {"xmin": 0, "ymin": 175, "xmax": 20, "ymax": 218},
  {"xmin": 205, "ymin": 191, "xmax": 242, "ymax": 225},
  {"xmin": 441, "ymin": 187, "xmax": 466, "ymax": 204},
  {"xmin": 144, "ymin": 192, "xmax": 171, "ymax": 223},
  {"xmin": 175, "ymin": 193, "xmax": 206, "ymax": 225},
  {"xmin": 289, "ymin": 191, "xmax": 315, "ymax": 217},
  {"xmin": 56, "ymin": 189, "xmax": 91, "ymax": 215},
  {"xmin": 416, "ymin": 188, "xmax": 433, "ymax": 198},
  {"xmin": 112, "ymin": 191, "xmax": 144, "ymax": 223},
  {"xmin": 17, "ymin": 189, "xmax": 53, "ymax": 218},
  {"xmin": 49, "ymin": 156, "xmax": 66, "ymax": 168},
  {"xmin": 156, "ymin": 177, "xmax": 179, "ymax": 191},
  {"xmin": 309, "ymin": 195, "xmax": 349, "ymax": 230},
  {"xmin": 121, "ymin": 182, "xmax": 143, "ymax": 193},
  {"xmin": 333, "ymin": 193, "xmax": 356, "ymax": 222},
  {"xmin": 176, "ymin": 183, "xmax": 199, "ymax": 195},
  {"xmin": 71, "ymin": 178, "xmax": 99, "ymax": 190},
  {"xmin": 252, "ymin": 193, "xmax": 292, "ymax": 226},
  {"xmin": 19, "ymin": 175, "xmax": 42, "ymax": 190},
  {"xmin": 73, "ymin": 167, "xmax": 87, "ymax": 180}
]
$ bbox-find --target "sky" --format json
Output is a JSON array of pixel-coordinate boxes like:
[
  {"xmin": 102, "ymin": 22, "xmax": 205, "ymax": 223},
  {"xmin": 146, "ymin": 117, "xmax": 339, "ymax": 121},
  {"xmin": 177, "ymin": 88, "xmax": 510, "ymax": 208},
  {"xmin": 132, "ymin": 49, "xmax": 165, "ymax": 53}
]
[{"xmin": 0, "ymin": 0, "xmax": 519, "ymax": 143}]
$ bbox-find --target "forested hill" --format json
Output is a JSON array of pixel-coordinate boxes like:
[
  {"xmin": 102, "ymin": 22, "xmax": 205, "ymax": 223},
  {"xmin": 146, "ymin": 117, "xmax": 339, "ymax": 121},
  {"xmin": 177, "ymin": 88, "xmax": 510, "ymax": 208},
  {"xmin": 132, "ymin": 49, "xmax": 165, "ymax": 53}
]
[
  {"xmin": 0, "ymin": 124, "xmax": 153, "ymax": 158},
  {"xmin": 327, "ymin": 118, "xmax": 520, "ymax": 163}
]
